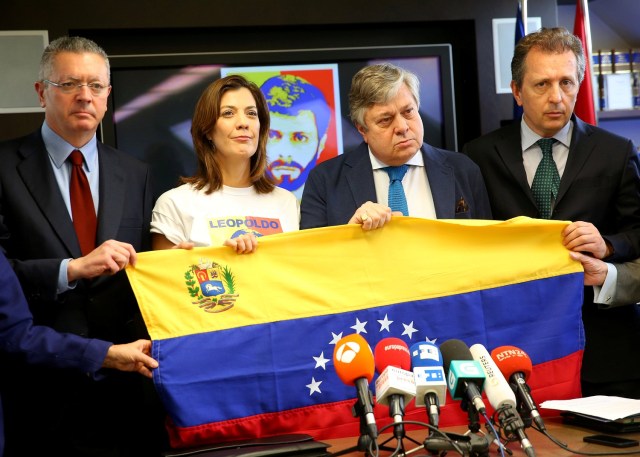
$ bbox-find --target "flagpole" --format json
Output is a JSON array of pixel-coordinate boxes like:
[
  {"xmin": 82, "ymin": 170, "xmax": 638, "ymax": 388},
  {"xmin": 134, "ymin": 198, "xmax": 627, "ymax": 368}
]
[
  {"xmin": 521, "ymin": 0, "xmax": 528, "ymax": 35},
  {"xmin": 581, "ymin": 0, "xmax": 593, "ymax": 60}
]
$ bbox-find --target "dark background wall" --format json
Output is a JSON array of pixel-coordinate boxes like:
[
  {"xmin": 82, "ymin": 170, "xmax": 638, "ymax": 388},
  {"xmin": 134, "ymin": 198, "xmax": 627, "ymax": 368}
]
[{"xmin": 0, "ymin": 0, "xmax": 559, "ymax": 148}]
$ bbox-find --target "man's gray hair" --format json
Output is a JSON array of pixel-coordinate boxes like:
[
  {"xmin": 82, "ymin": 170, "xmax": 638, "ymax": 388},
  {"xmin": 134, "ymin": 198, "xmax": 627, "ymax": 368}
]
[
  {"xmin": 349, "ymin": 62, "xmax": 420, "ymax": 129},
  {"xmin": 39, "ymin": 36, "xmax": 110, "ymax": 82}
]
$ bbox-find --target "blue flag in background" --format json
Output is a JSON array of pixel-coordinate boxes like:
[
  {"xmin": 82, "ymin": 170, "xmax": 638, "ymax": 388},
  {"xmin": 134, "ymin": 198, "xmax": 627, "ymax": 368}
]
[{"xmin": 513, "ymin": 1, "xmax": 525, "ymax": 120}]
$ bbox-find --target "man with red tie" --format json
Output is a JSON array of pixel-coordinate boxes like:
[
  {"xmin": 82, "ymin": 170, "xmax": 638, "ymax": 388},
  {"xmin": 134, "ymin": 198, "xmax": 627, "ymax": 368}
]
[{"xmin": 0, "ymin": 36, "xmax": 167, "ymax": 456}]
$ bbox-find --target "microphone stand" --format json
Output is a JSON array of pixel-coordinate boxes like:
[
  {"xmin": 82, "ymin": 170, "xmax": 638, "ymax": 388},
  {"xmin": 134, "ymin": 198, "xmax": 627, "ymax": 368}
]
[
  {"xmin": 461, "ymin": 398, "xmax": 511, "ymax": 456},
  {"xmin": 331, "ymin": 397, "xmax": 377, "ymax": 457}
]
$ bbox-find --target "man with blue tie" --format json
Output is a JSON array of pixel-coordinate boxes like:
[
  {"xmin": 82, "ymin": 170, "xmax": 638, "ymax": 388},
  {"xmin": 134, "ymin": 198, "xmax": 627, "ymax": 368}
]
[{"xmin": 300, "ymin": 62, "xmax": 492, "ymax": 230}]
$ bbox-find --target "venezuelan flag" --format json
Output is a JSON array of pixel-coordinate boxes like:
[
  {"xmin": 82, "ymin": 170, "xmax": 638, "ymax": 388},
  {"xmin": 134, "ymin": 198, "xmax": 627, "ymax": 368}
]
[{"xmin": 126, "ymin": 217, "xmax": 584, "ymax": 448}]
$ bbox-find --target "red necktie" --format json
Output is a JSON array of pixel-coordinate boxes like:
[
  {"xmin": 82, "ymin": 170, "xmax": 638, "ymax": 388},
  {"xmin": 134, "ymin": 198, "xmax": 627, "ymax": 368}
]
[{"xmin": 69, "ymin": 149, "xmax": 97, "ymax": 256}]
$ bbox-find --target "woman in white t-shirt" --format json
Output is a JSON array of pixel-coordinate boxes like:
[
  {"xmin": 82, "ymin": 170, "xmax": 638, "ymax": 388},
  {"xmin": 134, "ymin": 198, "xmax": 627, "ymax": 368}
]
[{"xmin": 151, "ymin": 75, "xmax": 299, "ymax": 253}]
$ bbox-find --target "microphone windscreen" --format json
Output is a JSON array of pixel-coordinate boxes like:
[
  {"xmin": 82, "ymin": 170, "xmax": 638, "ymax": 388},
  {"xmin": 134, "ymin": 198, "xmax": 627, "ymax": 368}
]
[
  {"xmin": 410, "ymin": 341, "xmax": 444, "ymax": 369},
  {"xmin": 374, "ymin": 337, "xmax": 411, "ymax": 373},
  {"xmin": 333, "ymin": 334, "xmax": 375, "ymax": 385},
  {"xmin": 440, "ymin": 339, "xmax": 473, "ymax": 375},
  {"xmin": 490, "ymin": 345, "xmax": 533, "ymax": 380}
]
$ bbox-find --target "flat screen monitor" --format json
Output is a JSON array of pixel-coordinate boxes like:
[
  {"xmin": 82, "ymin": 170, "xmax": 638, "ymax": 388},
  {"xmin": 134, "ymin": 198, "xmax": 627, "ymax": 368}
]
[{"xmin": 101, "ymin": 44, "xmax": 456, "ymax": 200}]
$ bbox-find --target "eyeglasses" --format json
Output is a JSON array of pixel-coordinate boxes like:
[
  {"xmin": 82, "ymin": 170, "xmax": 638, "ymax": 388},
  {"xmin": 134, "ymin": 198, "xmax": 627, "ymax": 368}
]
[{"xmin": 42, "ymin": 79, "xmax": 110, "ymax": 96}]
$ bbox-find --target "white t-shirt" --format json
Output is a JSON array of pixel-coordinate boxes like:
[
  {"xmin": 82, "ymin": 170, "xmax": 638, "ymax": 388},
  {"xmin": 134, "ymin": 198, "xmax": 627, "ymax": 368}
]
[{"xmin": 151, "ymin": 183, "xmax": 299, "ymax": 247}]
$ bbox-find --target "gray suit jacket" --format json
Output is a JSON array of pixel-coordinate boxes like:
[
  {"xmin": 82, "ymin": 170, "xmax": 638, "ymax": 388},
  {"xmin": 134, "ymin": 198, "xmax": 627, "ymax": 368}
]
[{"xmin": 611, "ymin": 258, "xmax": 640, "ymax": 306}]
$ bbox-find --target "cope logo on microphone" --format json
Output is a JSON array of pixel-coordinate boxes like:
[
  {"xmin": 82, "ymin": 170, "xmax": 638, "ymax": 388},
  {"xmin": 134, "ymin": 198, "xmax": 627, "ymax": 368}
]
[{"xmin": 335, "ymin": 341, "xmax": 362, "ymax": 364}]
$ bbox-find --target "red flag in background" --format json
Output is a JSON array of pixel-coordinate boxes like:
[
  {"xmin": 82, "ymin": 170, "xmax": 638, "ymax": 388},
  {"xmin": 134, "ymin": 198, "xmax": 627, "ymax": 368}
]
[{"xmin": 573, "ymin": 0, "xmax": 597, "ymax": 125}]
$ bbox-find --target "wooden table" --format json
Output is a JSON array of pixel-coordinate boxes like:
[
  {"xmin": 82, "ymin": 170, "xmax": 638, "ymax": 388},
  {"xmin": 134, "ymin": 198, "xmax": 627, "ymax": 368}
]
[{"xmin": 322, "ymin": 416, "xmax": 640, "ymax": 456}]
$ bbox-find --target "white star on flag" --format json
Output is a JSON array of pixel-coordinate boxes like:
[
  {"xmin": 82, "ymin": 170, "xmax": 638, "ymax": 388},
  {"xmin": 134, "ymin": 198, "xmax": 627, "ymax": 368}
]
[
  {"xmin": 377, "ymin": 314, "xmax": 393, "ymax": 332},
  {"xmin": 306, "ymin": 377, "xmax": 322, "ymax": 395},
  {"xmin": 313, "ymin": 352, "xmax": 330, "ymax": 370},
  {"xmin": 351, "ymin": 318, "xmax": 368, "ymax": 334},
  {"xmin": 402, "ymin": 321, "xmax": 418, "ymax": 339},
  {"xmin": 329, "ymin": 332, "xmax": 343, "ymax": 345}
]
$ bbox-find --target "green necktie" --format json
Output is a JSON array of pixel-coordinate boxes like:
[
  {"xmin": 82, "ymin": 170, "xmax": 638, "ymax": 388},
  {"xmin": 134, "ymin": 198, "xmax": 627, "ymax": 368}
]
[{"xmin": 531, "ymin": 138, "xmax": 560, "ymax": 219}]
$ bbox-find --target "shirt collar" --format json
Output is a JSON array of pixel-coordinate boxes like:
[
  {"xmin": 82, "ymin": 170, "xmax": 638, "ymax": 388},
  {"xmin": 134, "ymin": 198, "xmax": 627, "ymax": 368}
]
[
  {"xmin": 41, "ymin": 122, "xmax": 99, "ymax": 171},
  {"xmin": 369, "ymin": 145, "xmax": 424, "ymax": 170},
  {"xmin": 520, "ymin": 117, "xmax": 573, "ymax": 151}
]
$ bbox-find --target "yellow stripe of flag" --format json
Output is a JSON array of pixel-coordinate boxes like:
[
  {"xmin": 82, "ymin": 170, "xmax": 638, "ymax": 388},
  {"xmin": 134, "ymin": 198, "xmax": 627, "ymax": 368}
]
[{"xmin": 126, "ymin": 217, "xmax": 582, "ymax": 340}]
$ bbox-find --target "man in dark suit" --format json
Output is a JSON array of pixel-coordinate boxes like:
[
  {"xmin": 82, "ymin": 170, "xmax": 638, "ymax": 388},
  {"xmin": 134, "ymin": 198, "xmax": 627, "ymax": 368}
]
[
  {"xmin": 0, "ymin": 36, "xmax": 167, "ymax": 455},
  {"xmin": 300, "ymin": 63, "xmax": 491, "ymax": 230},
  {"xmin": 463, "ymin": 28, "xmax": 640, "ymax": 398},
  {"xmin": 0, "ymin": 251, "xmax": 159, "ymax": 457}
]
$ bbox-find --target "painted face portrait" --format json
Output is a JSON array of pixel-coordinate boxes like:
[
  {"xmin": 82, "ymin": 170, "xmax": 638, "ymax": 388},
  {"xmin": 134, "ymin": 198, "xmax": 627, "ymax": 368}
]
[
  {"xmin": 261, "ymin": 75, "xmax": 331, "ymax": 193},
  {"xmin": 267, "ymin": 109, "xmax": 327, "ymax": 191}
]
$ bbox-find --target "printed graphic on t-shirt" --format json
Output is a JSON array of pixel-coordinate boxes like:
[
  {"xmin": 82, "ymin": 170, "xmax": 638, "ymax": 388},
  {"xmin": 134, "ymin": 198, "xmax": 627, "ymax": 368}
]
[{"xmin": 207, "ymin": 216, "xmax": 283, "ymax": 244}]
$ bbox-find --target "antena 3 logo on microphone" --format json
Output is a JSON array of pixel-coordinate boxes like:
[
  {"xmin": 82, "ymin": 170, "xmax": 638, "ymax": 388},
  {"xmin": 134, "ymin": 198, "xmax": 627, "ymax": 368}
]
[
  {"xmin": 333, "ymin": 334, "xmax": 374, "ymax": 385},
  {"xmin": 336, "ymin": 340, "xmax": 361, "ymax": 364}
]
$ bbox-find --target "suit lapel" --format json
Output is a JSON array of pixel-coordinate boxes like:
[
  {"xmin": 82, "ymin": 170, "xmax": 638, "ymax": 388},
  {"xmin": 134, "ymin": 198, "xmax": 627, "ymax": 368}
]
[
  {"xmin": 96, "ymin": 144, "xmax": 126, "ymax": 243},
  {"xmin": 422, "ymin": 145, "xmax": 455, "ymax": 218},
  {"xmin": 494, "ymin": 123, "xmax": 537, "ymax": 206},
  {"xmin": 556, "ymin": 116, "xmax": 594, "ymax": 203},
  {"xmin": 16, "ymin": 133, "xmax": 81, "ymax": 257},
  {"xmin": 343, "ymin": 143, "xmax": 377, "ymax": 205}
]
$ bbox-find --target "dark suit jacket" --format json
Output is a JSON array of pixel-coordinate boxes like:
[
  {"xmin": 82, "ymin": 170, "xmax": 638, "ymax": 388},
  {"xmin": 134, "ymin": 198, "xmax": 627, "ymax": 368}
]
[
  {"xmin": 463, "ymin": 116, "xmax": 640, "ymax": 384},
  {"xmin": 300, "ymin": 142, "xmax": 492, "ymax": 229},
  {"xmin": 0, "ymin": 130, "xmax": 152, "ymax": 341},
  {"xmin": 0, "ymin": 130, "xmax": 166, "ymax": 456},
  {"xmin": 0, "ymin": 251, "xmax": 110, "ymax": 457}
]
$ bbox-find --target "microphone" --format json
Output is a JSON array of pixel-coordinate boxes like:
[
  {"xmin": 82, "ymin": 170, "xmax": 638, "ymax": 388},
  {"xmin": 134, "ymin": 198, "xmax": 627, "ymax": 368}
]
[
  {"xmin": 470, "ymin": 343, "xmax": 536, "ymax": 457},
  {"xmin": 440, "ymin": 339, "xmax": 486, "ymax": 415},
  {"xmin": 333, "ymin": 333, "xmax": 378, "ymax": 439},
  {"xmin": 410, "ymin": 341, "xmax": 446, "ymax": 429},
  {"xmin": 374, "ymin": 338, "xmax": 415, "ymax": 438},
  {"xmin": 491, "ymin": 345, "xmax": 546, "ymax": 432}
]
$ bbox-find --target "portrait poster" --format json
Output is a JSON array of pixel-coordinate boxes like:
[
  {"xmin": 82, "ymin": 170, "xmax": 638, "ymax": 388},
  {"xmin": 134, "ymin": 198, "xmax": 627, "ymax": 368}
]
[{"xmin": 222, "ymin": 64, "xmax": 342, "ymax": 200}]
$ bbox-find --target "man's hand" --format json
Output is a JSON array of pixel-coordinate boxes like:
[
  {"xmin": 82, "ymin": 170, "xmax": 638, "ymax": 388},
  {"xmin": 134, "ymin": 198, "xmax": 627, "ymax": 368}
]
[
  {"xmin": 562, "ymin": 221, "xmax": 612, "ymax": 259},
  {"xmin": 67, "ymin": 240, "xmax": 137, "ymax": 282},
  {"xmin": 223, "ymin": 233, "xmax": 258, "ymax": 254},
  {"xmin": 348, "ymin": 201, "xmax": 396, "ymax": 231},
  {"xmin": 102, "ymin": 339, "xmax": 158, "ymax": 379},
  {"xmin": 569, "ymin": 251, "xmax": 608, "ymax": 286}
]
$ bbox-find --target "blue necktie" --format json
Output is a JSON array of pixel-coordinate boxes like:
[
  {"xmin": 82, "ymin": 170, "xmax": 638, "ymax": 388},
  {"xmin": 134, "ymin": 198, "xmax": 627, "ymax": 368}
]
[
  {"xmin": 384, "ymin": 165, "xmax": 409, "ymax": 216},
  {"xmin": 531, "ymin": 138, "xmax": 560, "ymax": 219}
]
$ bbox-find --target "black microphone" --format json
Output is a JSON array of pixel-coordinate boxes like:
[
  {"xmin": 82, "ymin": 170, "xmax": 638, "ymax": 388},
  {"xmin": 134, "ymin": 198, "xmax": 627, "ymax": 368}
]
[
  {"xmin": 491, "ymin": 345, "xmax": 546, "ymax": 432},
  {"xmin": 439, "ymin": 339, "xmax": 486, "ymax": 415}
]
